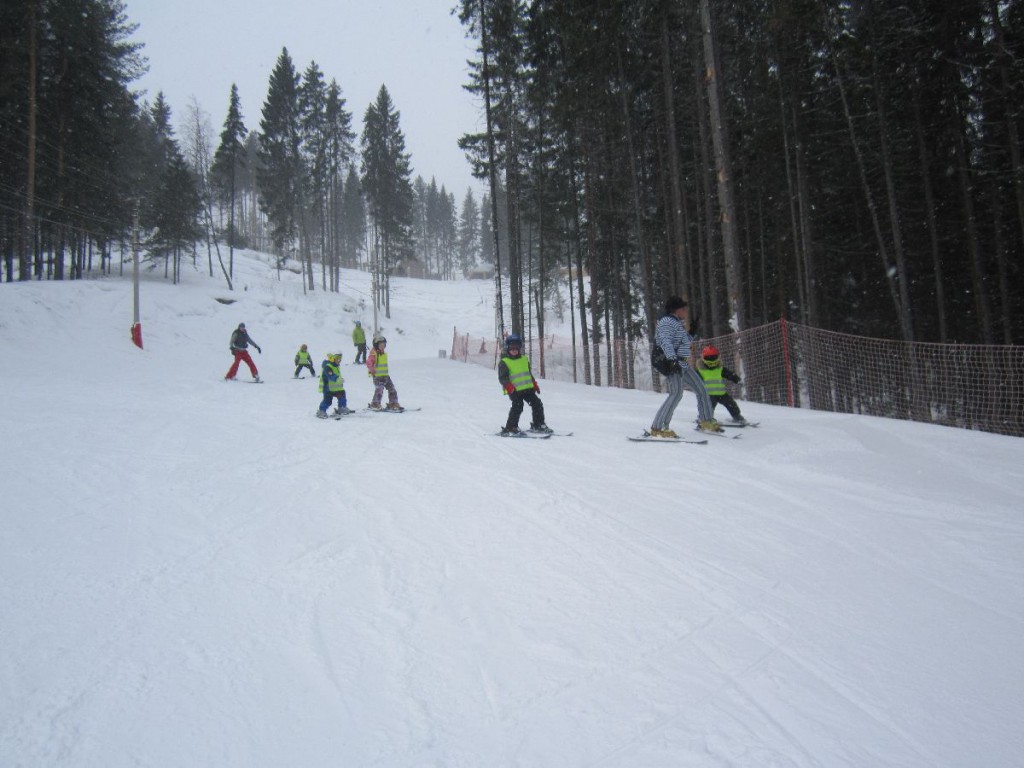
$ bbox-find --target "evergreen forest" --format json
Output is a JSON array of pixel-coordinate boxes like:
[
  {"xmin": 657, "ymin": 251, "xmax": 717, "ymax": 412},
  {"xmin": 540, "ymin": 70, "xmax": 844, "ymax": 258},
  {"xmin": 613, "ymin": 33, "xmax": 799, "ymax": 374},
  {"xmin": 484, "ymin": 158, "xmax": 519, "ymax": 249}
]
[{"xmin": 2, "ymin": 0, "xmax": 1022, "ymax": 346}]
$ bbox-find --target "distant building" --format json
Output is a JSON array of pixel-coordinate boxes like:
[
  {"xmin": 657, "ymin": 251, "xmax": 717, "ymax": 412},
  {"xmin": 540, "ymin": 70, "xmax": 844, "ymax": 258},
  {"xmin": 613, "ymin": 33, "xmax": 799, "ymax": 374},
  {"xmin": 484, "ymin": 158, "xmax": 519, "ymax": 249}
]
[
  {"xmin": 466, "ymin": 263, "xmax": 495, "ymax": 280},
  {"xmin": 559, "ymin": 265, "xmax": 587, "ymax": 280}
]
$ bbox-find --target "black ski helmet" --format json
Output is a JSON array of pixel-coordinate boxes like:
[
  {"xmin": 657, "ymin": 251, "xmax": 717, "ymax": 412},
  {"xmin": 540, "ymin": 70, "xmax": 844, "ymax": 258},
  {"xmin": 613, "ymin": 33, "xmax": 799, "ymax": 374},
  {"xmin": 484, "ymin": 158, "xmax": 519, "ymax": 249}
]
[{"xmin": 505, "ymin": 334, "xmax": 523, "ymax": 352}]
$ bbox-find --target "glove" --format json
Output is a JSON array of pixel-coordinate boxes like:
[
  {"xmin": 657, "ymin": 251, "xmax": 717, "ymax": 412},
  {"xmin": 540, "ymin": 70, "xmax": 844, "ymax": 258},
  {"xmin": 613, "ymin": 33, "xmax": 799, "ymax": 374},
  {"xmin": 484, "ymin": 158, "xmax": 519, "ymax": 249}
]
[
  {"xmin": 669, "ymin": 360, "xmax": 682, "ymax": 374},
  {"xmin": 255, "ymin": 346, "xmax": 262, "ymax": 354},
  {"xmin": 503, "ymin": 382, "xmax": 515, "ymax": 395},
  {"xmin": 533, "ymin": 380, "xmax": 540, "ymax": 393}
]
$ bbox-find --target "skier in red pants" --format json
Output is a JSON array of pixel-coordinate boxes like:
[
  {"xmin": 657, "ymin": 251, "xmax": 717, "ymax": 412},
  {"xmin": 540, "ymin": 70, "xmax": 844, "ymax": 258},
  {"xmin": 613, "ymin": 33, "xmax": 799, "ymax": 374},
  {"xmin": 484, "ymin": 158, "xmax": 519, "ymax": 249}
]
[{"xmin": 225, "ymin": 322, "xmax": 262, "ymax": 381}]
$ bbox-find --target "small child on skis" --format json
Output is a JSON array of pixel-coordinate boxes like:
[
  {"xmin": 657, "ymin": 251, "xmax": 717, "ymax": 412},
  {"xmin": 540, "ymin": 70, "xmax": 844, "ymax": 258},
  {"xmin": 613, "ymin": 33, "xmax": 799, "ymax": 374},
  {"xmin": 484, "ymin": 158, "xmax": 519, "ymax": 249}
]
[
  {"xmin": 366, "ymin": 335, "xmax": 401, "ymax": 411},
  {"xmin": 696, "ymin": 345, "xmax": 747, "ymax": 424},
  {"xmin": 317, "ymin": 352, "xmax": 349, "ymax": 419},
  {"xmin": 498, "ymin": 334, "xmax": 551, "ymax": 435},
  {"xmin": 294, "ymin": 344, "xmax": 316, "ymax": 378}
]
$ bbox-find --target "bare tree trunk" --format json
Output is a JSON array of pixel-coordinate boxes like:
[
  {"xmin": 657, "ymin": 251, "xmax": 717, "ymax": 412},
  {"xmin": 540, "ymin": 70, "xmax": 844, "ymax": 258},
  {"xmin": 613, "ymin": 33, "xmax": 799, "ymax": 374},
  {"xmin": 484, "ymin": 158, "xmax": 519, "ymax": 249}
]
[
  {"xmin": 953, "ymin": 101, "xmax": 993, "ymax": 343},
  {"xmin": 585, "ymin": 164, "xmax": 601, "ymax": 387},
  {"xmin": 661, "ymin": 14, "xmax": 687, "ymax": 300},
  {"xmin": 565, "ymin": 238, "xmax": 578, "ymax": 383},
  {"xmin": 574, "ymin": 163, "xmax": 592, "ymax": 385},
  {"xmin": 873, "ymin": 58, "xmax": 914, "ymax": 340},
  {"xmin": 778, "ymin": 73, "xmax": 807, "ymax": 324},
  {"xmin": 20, "ymin": 0, "xmax": 38, "ymax": 281},
  {"xmin": 913, "ymin": 95, "xmax": 946, "ymax": 342},
  {"xmin": 692, "ymin": 59, "xmax": 717, "ymax": 330},
  {"xmin": 699, "ymin": 0, "xmax": 745, "ymax": 332},
  {"xmin": 792, "ymin": 104, "xmax": 817, "ymax": 327},
  {"xmin": 832, "ymin": 56, "xmax": 911, "ymax": 341},
  {"xmin": 618, "ymin": 48, "xmax": 658, "ymax": 354},
  {"xmin": 478, "ymin": 0, "xmax": 505, "ymax": 337},
  {"xmin": 990, "ymin": 0, "xmax": 1024, "ymax": 266},
  {"xmin": 991, "ymin": 180, "xmax": 1013, "ymax": 343}
]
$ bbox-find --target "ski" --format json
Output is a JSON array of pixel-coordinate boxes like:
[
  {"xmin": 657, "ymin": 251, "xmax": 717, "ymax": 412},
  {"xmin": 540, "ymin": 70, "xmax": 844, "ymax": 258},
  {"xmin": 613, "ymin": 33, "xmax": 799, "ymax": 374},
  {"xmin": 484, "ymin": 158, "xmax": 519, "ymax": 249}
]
[
  {"xmin": 697, "ymin": 427, "xmax": 741, "ymax": 439},
  {"xmin": 363, "ymin": 406, "xmax": 420, "ymax": 414},
  {"xmin": 331, "ymin": 407, "xmax": 357, "ymax": 420},
  {"xmin": 720, "ymin": 421, "xmax": 760, "ymax": 428},
  {"xmin": 225, "ymin": 378, "xmax": 263, "ymax": 384},
  {"xmin": 628, "ymin": 433, "xmax": 708, "ymax": 445},
  {"xmin": 529, "ymin": 430, "xmax": 573, "ymax": 437},
  {"xmin": 495, "ymin": 430, "xmax": 552, "ymax": 439}
]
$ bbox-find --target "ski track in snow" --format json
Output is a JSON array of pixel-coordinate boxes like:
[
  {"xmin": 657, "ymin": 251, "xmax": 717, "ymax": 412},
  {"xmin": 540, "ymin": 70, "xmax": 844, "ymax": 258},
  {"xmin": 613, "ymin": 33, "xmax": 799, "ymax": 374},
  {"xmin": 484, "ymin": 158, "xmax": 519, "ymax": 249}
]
[{"xmin": 2, "ymin": 253, "xmax": 1023, "ymax": 767}]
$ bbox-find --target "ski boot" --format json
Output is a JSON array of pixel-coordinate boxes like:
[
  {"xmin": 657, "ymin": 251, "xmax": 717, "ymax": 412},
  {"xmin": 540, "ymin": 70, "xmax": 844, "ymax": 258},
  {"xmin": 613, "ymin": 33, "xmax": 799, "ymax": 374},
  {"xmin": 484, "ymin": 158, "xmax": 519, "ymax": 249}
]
[
  {"xmin": 697, "ymin": 419, "xmax": 724, "ymax": 434},
  {"xmin": 316, "ymin": 410, "xmax": 328, "ymax": 419},
  {"xmin": 386, "ymin": 402, "xmax": 403, "ymax": 411},
  {"xmin": 367, "ymin": 402, "xmax": 383, "ymax": 411},
  {"xmin": 529, "ymin": 423, "xmax": 553, "ymax": 434},
  {"xmin": 501, "ymin": 426, "xmax": 521, "ymax": 436}
]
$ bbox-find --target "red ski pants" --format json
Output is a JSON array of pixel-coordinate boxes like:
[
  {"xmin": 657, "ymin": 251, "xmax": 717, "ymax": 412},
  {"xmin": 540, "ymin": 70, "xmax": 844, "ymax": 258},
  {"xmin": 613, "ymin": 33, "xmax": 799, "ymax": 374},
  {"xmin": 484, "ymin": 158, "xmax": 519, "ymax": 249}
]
[{"xmin": 226, "ymin": 350, "xmax": 258, "ymax": 379}]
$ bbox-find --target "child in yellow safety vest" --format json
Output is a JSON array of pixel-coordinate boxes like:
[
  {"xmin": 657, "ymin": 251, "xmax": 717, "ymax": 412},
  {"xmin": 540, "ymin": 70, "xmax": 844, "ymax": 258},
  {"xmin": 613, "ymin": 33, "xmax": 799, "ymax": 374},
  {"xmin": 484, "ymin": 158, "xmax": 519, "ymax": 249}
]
[
  {"xmin": 498, "ymin": 334, "xmax": 551, "ymax": 435},
  {"xmin": 696, "ymin": 345, "xmax": 747, "ymax": 424},
  {"xmin": 317, "ymin": 352, "xmax": 349, "ymax": 418},
  {"xmin": 294, "ymin": 344, "xmax": 316, "ymax": 378},
  {"xmin": 366, "ymin": 335, "xmax": 401, "ymax": 410}
]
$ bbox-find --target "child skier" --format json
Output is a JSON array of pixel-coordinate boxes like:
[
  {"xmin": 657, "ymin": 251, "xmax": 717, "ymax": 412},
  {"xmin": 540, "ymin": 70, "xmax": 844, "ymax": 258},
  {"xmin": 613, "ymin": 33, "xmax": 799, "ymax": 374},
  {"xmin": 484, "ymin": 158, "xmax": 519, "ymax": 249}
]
[
  {"xmin": 225, "ymin": 322, "xmax": 261, "ymax": 381},
  {"xmin": 697, "ymin": 345, "xmax": 747, "ymax": 424},
  {"xmin": 294, "ymin": 344, "xmax": 316, "ymax": 378},
  {"xmin": 366, "ymin": 335, "xmax": 401, "ymax": 411},
  {"xmin": 317, "ymin": 352, "xmax": 349, "ymax": 418},
  {"xmin": 498, "ymin": 334, "xmax": 551, "ymax": 435}
]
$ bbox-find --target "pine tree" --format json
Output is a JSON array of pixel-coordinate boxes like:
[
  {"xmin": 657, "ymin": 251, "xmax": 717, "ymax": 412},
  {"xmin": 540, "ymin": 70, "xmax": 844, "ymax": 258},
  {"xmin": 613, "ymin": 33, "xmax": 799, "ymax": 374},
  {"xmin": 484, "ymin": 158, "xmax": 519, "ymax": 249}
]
[
  {"xmin": 479, "ymin": 193, "xmax": 494, "ymax": 267},
  {"xmin": 360, "ymin": 84, "xmax": 414, "ymax": 317},
  {"xmin": 258, "ymin": 48, "xmax": 302, "ymax": 266},
  {"xmin": 340, "ymin": 163, "xmax": 366, "ymax": 268},
  {"xmin": 211, "ymin": 83, "xmax": 247, "ymax": 281},
  {"xmin": 323, "ymin": 79, "xmax": 355, "ymax": 290},
  {"xmin": 298, "ymin": 60, "xmax": 328, "ymax": 289},
  {"xmin": 458, "ymin": 188, "xmax": 481, "ymax": 273},
  {"xmin": 142, "ymin": 94, "xmax": 201, "ymax": 281}
]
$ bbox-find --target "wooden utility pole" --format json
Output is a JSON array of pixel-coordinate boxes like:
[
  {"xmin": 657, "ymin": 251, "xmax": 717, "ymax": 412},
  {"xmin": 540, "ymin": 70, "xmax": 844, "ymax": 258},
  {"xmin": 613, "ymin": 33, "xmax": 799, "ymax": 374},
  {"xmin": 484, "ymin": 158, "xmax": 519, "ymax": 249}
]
[{"xmin": 131, "ymin": 203, "xmax": 143, "ymax": 349}]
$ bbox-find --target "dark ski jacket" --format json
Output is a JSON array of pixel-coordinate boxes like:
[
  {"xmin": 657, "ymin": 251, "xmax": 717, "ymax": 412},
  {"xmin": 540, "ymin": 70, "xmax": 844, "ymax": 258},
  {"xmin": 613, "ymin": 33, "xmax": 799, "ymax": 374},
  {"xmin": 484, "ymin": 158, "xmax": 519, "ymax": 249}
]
[{"xmin": 230, "ymin": 328, "xmax": 260, "ymax": 352}]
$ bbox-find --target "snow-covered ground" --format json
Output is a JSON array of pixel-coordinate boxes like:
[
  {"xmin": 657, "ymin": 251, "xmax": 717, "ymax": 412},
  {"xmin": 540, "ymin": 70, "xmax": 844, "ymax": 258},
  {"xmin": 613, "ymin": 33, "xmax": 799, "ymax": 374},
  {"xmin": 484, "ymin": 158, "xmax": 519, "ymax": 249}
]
[{"xmin": 2, "ymin": 251, "xmax": 1022, "ymax": 767}]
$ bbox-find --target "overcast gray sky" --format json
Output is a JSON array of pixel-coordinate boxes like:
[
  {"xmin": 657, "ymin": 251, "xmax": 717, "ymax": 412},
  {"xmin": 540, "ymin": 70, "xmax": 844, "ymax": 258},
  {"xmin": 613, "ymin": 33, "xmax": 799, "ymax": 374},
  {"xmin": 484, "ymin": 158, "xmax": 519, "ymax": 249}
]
[{"xmin": 126, "ymin": 0, "xmax": 484, "ymax": 198}]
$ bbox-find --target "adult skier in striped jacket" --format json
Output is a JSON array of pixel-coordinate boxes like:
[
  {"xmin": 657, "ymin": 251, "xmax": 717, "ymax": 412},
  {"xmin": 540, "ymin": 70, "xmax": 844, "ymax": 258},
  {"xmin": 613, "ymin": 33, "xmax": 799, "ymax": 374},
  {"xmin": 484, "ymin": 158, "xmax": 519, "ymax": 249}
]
[{"xmin": 650, "ymin": 297, "xmax": 722, "ymax": 437}]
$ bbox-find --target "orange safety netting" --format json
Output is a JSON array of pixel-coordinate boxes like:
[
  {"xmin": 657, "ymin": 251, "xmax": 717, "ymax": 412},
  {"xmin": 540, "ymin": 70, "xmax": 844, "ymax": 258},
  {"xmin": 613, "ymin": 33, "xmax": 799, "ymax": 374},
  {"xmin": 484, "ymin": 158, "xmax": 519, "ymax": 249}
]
[{"xmin": 452, "ymin": 321, "xmax": 1024, "ymax": 437}]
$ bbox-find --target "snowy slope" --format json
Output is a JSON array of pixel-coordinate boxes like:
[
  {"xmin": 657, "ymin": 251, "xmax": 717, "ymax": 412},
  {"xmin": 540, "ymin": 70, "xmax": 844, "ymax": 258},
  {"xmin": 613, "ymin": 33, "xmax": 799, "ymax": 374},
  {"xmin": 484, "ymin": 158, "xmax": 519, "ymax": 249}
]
[{"xmin": 2, "ymin": 252, "xmax": 1023, "ymax": 768}]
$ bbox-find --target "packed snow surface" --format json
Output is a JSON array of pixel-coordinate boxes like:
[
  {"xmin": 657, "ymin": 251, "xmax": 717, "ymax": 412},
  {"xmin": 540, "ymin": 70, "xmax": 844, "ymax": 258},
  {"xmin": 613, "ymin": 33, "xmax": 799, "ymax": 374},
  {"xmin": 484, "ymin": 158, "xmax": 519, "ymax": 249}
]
[{"xmin": 2, "ymin": 252, "xmax": 1022, "ymax": 767}]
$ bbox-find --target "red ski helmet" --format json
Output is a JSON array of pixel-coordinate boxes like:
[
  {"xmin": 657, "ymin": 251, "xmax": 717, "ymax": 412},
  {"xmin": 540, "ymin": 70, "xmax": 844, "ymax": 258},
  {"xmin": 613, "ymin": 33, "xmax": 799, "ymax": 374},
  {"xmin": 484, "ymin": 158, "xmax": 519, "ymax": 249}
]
[{"xmin": 701, "ymin": 346, "xmax": 721, "ymax": 367}]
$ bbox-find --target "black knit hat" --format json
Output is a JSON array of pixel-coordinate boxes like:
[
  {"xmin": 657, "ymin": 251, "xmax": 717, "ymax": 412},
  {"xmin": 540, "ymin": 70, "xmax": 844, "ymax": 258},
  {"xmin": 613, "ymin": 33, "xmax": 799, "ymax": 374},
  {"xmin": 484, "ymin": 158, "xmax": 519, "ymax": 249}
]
[{"xmin": 664, "ymin": 296, "xmax": 688, "ymax": 314}]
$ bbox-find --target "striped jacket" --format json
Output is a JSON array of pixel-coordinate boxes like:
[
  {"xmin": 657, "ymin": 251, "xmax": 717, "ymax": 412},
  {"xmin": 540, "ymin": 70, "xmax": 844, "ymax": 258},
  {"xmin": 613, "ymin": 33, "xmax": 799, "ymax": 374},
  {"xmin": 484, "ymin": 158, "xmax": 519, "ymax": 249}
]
[{"xmin": 654, "ymin": 314, "xmax": 693, "ymax": 364}]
